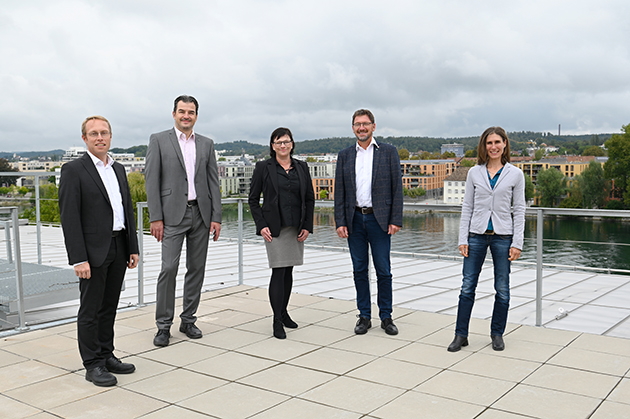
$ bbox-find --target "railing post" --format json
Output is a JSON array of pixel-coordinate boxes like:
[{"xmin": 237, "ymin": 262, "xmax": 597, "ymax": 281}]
[
  {"xmin": 4, "ymin": 221, "xmax": 12, "ymax": 263},
  {"xmin": 11, "ymin": 208, "xmax": 28, "ymax": 331},
  {"xmin": 137, "ymin": 202, "xmax": 144, "ymax": 306},
  {"xmin": 238, "ymin": 198, "xmax": 243, "ymax": 285},
  {"xmin": 35, "ymin": 175, "xmax": 42, "ymax": 264},
  {"xmin": 535, "ymin": 208, "xmax": 543, "ymax": 327}
]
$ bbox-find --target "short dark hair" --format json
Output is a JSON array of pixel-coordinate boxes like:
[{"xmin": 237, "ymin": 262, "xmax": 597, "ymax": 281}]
[
  {"xmin": 173, "ymin": 95, "xmax": 199, "ymax": 114},
  {"xmin": 269, "ymin": 127, "xmax": 294, "ymax": 158},
  {"xmin": 477, "ymin": 126, "xmax": 511, "ymax": 165},
  {"xmin": 352, "ymin": 109, "xmax": 375, "ymax": 125}
]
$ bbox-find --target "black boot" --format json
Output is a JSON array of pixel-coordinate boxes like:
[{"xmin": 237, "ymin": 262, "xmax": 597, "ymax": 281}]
[
  {"xmin": 281, "ymin": 311, "xmax": 298, "ymax": 328},
  {"xmin": 273, "ymin": 318, "xmax": 286, "ymax": 339},
  {"xmin": 447, "ymin": 335, "xmax": 469, "ymax": 352}
]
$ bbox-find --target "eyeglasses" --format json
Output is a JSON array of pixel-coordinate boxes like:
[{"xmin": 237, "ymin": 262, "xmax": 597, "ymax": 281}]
[
  {"xmin": 353, "ymin": 122, "xmax": 373, "ymax": 128},
  {"xmin": 274, "ymin": 140, "xmax": 292, "ymax": 146},
  {"xmin": 87, "ymin": 131, "xmax": 111, "ymax": 139}
]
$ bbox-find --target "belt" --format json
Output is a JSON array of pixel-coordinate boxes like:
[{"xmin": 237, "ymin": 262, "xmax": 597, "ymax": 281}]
[
  {"xmin": 187, "ymin": 200, "xmax": 198, "ymax": 207},
  {"xmin": 112, "ymin": 230, "xmax": 124, "ymax": 237},
  {"xmin": 485, "ymin": 230, "xmax": 495, "ymax": 235},
  {"xmin": 355, "ymin": 206, "xmax": 374, "ymax": 214}
]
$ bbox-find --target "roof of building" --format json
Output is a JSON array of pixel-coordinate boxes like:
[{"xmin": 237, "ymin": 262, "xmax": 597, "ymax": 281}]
[{"xmin": 443, "ymin": 166, "xmax": 471, "ymax": 182}]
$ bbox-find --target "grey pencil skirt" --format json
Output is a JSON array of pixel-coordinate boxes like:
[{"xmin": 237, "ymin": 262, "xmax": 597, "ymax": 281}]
[{"xmin": 265, "ymin": 226, "xmax": 304, "ymax": 269}]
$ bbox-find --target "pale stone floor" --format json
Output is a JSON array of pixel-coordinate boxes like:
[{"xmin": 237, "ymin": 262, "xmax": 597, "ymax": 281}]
[{"xmin": 0, "ymin": 225, "xmax": 629, "ymax": 418}]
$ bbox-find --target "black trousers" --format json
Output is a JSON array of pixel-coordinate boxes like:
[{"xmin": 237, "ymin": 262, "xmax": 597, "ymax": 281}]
[
  {"xmin": 269, "ymin": 267, "xmax": 293, "ymax": 318},
  {"xmin": 77, "ymin": 234, "xmax": 128, "ymax": 370}
]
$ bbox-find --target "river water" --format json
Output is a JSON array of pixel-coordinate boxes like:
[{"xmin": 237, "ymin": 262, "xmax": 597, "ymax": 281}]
[{"xmin": 220, "ymin": 208, "xmax": 630, "ymax": 272}]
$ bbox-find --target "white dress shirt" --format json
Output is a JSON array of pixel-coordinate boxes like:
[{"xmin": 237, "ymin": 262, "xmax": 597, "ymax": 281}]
[
  {"xmin": 86, "ymin": 151, "xmax": 125, "ymax": 231},
  {"xmin": 175, "ymin": 127, "xmax": 197, "ymax": 201},
  {"xmin": 355, "ymin": 138, "xmax": 378, "ymax": 207}
]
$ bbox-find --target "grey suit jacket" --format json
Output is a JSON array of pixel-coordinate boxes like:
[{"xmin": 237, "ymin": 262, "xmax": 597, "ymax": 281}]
[
  {"xmin": 145, "ymin": 128, "xmax": 222, "ymax": 228},
  {"xmin": 334, "ymin": 141, "xmax": 403, "ymax": 234}
]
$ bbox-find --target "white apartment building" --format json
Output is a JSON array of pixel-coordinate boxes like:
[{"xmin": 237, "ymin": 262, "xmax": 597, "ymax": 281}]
[{"xmin": 443, "ymin": 167, "xmax": 471, "ymax": 204}]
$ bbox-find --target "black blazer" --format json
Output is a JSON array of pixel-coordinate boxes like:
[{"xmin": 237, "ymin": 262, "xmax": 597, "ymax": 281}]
[
  {"xmin": 59, "ymin": 153, "xmax": 139, "ymax": 267},
  {"xmin": 248, "ymin": 158, "xmax": 315, "ymax": 237}
]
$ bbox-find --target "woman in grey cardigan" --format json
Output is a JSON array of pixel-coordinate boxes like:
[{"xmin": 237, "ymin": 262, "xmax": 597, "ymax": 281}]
[{"xmin": 448, "ymin": 127, "xmax": 526, "ymax": 352}]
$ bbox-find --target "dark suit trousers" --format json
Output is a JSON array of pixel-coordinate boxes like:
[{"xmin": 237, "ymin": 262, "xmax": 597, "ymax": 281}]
[{"xmin": 77, "ymin": 234, "xmax": 128, "ymax": 370}]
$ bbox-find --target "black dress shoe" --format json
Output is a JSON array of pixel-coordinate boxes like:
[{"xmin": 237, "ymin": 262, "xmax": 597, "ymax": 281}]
[
  {"xmin": 447, "ymin": 335, "xmax": 469, "ymax": 352},
  {"xmin": 491, "ymin": 335, "xmax": 505, "ymax": 351},
  {"xmin": 153, "ymin": 329, "xmax": 171, "ymax": 347},
  {"xmin": 281, "ymin": 311, "xmax": 298, "ymax": 329},
  {"xmin": 105, "ymin": 356, "xmax": 136, "ymax": 374},
  {"xmin": 354, "ymin": 317, "xmax": 372, "ymax": 335},
  {"xmin": 273, "ymin": 319, "xmax": 286, "ymax": 339},
  {"xmin": 179, "ymin": 322, "xmax": 202, "ymax": 339},
  {"xmin": 85, "ymin": 366, "xmax": 117, "ymax": 387},
  {"xmin": 381, "ymin": 318, "xmax": 399, "ymax": 335}
]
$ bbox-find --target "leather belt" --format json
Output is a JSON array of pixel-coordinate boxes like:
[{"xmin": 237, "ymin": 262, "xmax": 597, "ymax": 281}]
[
  {"xmin": 485, "ymin": 230, "xmax": 495, "ymax": 235},
  {"xmin": 355, "ymin": 206, "xmax": 374, "ymax": 214},
  {"xmin": 112, "ymin": 230, "xmax": 123, "ymax": 237},
  {"xmin": 187, "ymin": 200, "xmax": 198, "ymax": 207}
]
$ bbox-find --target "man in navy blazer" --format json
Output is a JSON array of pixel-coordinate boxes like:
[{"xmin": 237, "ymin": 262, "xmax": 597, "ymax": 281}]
[
  {"xmin": 59, "ymin": 115, "xmax": 139, "ymax": 386},
  {"xmin": 334, "ymin": 109, "xmax": 403, "ymax": 336}
]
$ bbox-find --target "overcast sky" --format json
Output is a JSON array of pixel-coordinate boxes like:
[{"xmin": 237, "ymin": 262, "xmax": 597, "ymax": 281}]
[{"xmin": 1, "ymin": 0, "xmax": 629, "ymax": 152}]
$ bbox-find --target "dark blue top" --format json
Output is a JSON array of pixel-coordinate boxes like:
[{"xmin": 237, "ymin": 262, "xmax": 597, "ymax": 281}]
[{"xmin": 487, "ymin": 167, "xmax": 504, "ymax": 231}]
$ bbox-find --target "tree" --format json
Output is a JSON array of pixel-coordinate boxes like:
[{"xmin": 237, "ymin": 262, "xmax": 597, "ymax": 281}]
[
  {"xmin": 577, "ymin": 161, "xmax": 607, "ymax": 208},
  {"xmin": 128, "ymin": 172, "xmax": 150, "ymax": 230},
  {"xmin": 398, "ymin": 148, "xmax": 410, "ymax": 160},
  {"xmin": 441, "ymin": 151, "xmax": 456, "ymax": 158},
  {"xmin": 319, "ymin": 190, "xmax": 329, "ymax": 200},
  {"xmin": 604, "ymin": 124, "xmax": 630, "ymax": 205},
  {"xmin": 536, "ymin": 167, "xmax": 565, "ymax": 207},
  {"xmin": 524, "ymin": 174, "xmax": 535, "ymax": 202},
  {"xmin": 21, "ymin": 184, "xmax": 60, "ymax": 223},
  {"xmin": 460, "ymin": 159, "xmax": 475, "ymax": 167},
  {"xmin": 306, "ymin": 157, "xmax": 318, "ymax": 162},
  {"xmin": 464, "ymin": 149, "xmax": 477, "ymax": 158},
  {"xmin": 0, "ymin": 158, "xmax": 18, "ymax": 186},
  {"xmin": 581, "ymin": 145, "xmax": 606, "ymax": 157},
  {"xmin": 533, "ymin": 149, "xmax": 545, "ymax": 161}
]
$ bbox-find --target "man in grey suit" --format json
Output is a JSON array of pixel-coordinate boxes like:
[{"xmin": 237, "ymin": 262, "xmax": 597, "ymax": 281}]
[
  {"xmin": 145, "ymin": 95, "xmax": 222, "ymax": 347},
  {"xmin": 334, "ymin": 109, "xmax": 403, "ymax": 336}
]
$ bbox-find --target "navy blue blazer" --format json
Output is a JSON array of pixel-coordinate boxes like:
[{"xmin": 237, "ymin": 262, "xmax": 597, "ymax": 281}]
[
  {"xmin": 248, "ymin": 158, "xmax": 315, "ymax": 237},
  {"xmin": 334, "ymin": 141, "xmax": 403, "ymax": 234}
]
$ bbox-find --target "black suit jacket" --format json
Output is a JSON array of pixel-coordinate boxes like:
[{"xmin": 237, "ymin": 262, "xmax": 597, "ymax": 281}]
[
  {"xmin": 248, "ymin": 158, "xmax": 315, "ymax": 237},
  {"xmin": 59, "ymin": 153, "xmax": 139, "ymax": 267}
]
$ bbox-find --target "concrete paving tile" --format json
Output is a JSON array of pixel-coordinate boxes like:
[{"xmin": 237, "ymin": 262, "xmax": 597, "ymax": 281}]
[
  {"xmin": 371, "ymin": 390, "xmax": 484, "ymax": 419},
  {"xmin": 0, "ymin": 348, "xmax": 28, "ymax": 368},
  {"xmin": 49, "ymin": 387, "xmax": 168, "ymax": 419},
  {"xmin": 318, "ymin": 312, "xmax": 364, "ymax": 331},
  {"xmin": 330, "ymin": 333, "xmax": 410, "ymax": 357},
  {"xmin": 418, "ymin": 328, "xmax": 490, "ymax": 352},
  {"xmin": 233, "ymin": 316, "xmax": 273, "ymax": 335},
  {"xmin": 476, "ymin": 408, "xmax": 541, "ymax": 418},
  {"xmin": 0, "ymin": 394, "xmax": 41, "ymax": 419},
  {"xmin": 238, "ymin": 363, "xmax": 336, "ymax": 396},
  {"xmin": 237, "ymin": 336, "xmax": 321, "ymax": 362},
  {"xmin": 198, "ymin": 309, "xmax": 265, "ymax": 328},
  {"xmin": 4, "ymin": 371, "xmax": 108, "ymax": 410},
  {"xmin": 37, "ymin": 348, "xmax": 83, "ymax": 371},
  {"xmin": 115, "ymin": 311, "xmax": 159, "ymax": 331},
  {"xmin": 1, "ymin": 333, "xmax": 76, "ymax": 359},
  {"xmin": 305, "ymin": 298, "xmax": 357, "ymax": 313},
  {"xmin": 284, "ymin": 306, "xmax": 341, "ymax": 325},
  {"xmin": 478, "ymin": 336, "xmax": 563, "ymax": 363},
  {"xmin": 300, "ymin": 376, "xmax": 405, "ymax": 414},
  {"xmin": 124, "ymin": 368, "xmax": 227, "ymax": 403},
  {"xmin": 115, "ymin": 329, "xmax": 182, "ymax": 355},
  {"xmin": 186, "ymin": 351, "xmax": 278, "ymax": 381},
  {"xmin": 395, "ymin": 310, "xmax": 454, "ymax": 328},
  {"xmin": 388, "ymin": 341, "xmax": 472, "ymax": 369},
  {"xmin": 179, "ymin": 382, "xmax": 289, "ymax": 419},
  {"xmin": 0, "ymin": 360, "xmax": 66, "ymax": 392},
  {"xmin": 140, "ymin": 405, "xmax": 217, "ymax": 419},
  {"xmin": 523, "ymin": 364, "xmax": 620, "ymax": 399},
  {"xmin": 568, "ymin": 332, "xmax": 630, "ymax": 357},
  {"xmin": 111, "ymin": 355, "xmax": 176, "ymax": 386},
  {"xmin": 196, "ymin": 327, "xmax": 268, "ymax": 350},
  {"xmin": 590, "ymin": 400, "xmax": 630, "ymax": 419},
  {"xmin": 545, "ymin": 305, "xmax": 630, "ymax": 335},
  {"xmin": 23, "ymin": 413, "xmax": 62, "ymax": 419},
  {"xmin": 414, "ymin": 370, "xmax": 515, "ymax": 406},
  {"xmin": 492, "ymin": 383, "xmax": 601, "ymax": 419},
  {"xmin": 607, "ymin": 317, "xmax": 630, "ymax": 340},
  {"xmin": 347, "ymin": 357, "xmax": 441, "ymax": 389},
  {"xmin": 449, "ymin": 352, "xmax": 540, "ymax": 382},
  {"xmin": 138, "ymin": 340, "xmax": 226, "ymax": 367},
  {"xmin": 285, "ymin": 324, "xmax": 352, "ymax": 347},
  {"xmin": 287, "ymin": 292, "xmax": 328, "ymax": 307},
  {"xmin": 608, "ymin": 377, "xmax": 630, "ymax": 405},
  {"xmin": 505, "ymin": 324, "xmax": 580, "ymax": 346},
  {"xmin": 249, "ymin": 397, "xmax": 361, "ymax": 419},
  {"xmin": 288, "ymin": 347, "xmax": 375, "ymax": 375},
  {"xmin": 548, "ymin": 347, "xmax": 630, "ymax": 376}
]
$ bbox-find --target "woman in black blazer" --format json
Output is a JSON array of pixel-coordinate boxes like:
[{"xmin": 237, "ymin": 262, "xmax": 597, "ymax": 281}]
[{"xmin": 248, "ymin": 127, "xmax": 315, "ymax": 339}]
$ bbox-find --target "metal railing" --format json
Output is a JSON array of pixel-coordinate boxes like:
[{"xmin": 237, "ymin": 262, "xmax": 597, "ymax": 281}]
[{"xmin": 0, "ymin": 207, "xmax": 27, "ymax": 331}]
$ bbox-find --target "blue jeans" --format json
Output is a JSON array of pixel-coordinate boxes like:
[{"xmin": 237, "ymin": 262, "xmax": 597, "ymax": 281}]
[
  {"xmin": 347, "ymin": 212, "xmax": 393, "ymax": 320},
  {"xmin": 455, "ymin": 232, "xmax": 512, "ymax": 337}
]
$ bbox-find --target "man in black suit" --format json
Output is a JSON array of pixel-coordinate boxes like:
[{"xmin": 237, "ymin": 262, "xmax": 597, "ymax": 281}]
[
  {"xmin": 59, "ymin": 115, "xmax": 139, "ymax": 387},
  {"xmin": 335, "ymin": 109, "xmax": 403, "ymax": 336}
]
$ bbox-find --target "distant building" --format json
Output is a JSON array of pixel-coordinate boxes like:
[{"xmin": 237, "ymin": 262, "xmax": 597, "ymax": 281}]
[
  {"xmin": 399, "ymin": 159, "xmax": 457, "ymax": 192},
  {"xmin": 307, "ymin": 162, "xmax": 336, "ymax": 199},
  {"xmin": 218, "ymin": 155, "xmax": 254, "ymax": 197},
  {"xmin": 443, "ymin": 167, "xmax": 471, "ymax": 204},
  {"xmin": 514, "ymin": 157, "xmax": 606, "ymax": 184},
  {"xmin": 441, "ymin": 143, "xmax": 464, "ymax": 157}
]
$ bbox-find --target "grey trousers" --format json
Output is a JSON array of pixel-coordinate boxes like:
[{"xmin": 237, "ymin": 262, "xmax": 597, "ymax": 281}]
[{"xmin": 155, "ymin": 205, "xmax": 210, "ymax": 330}]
